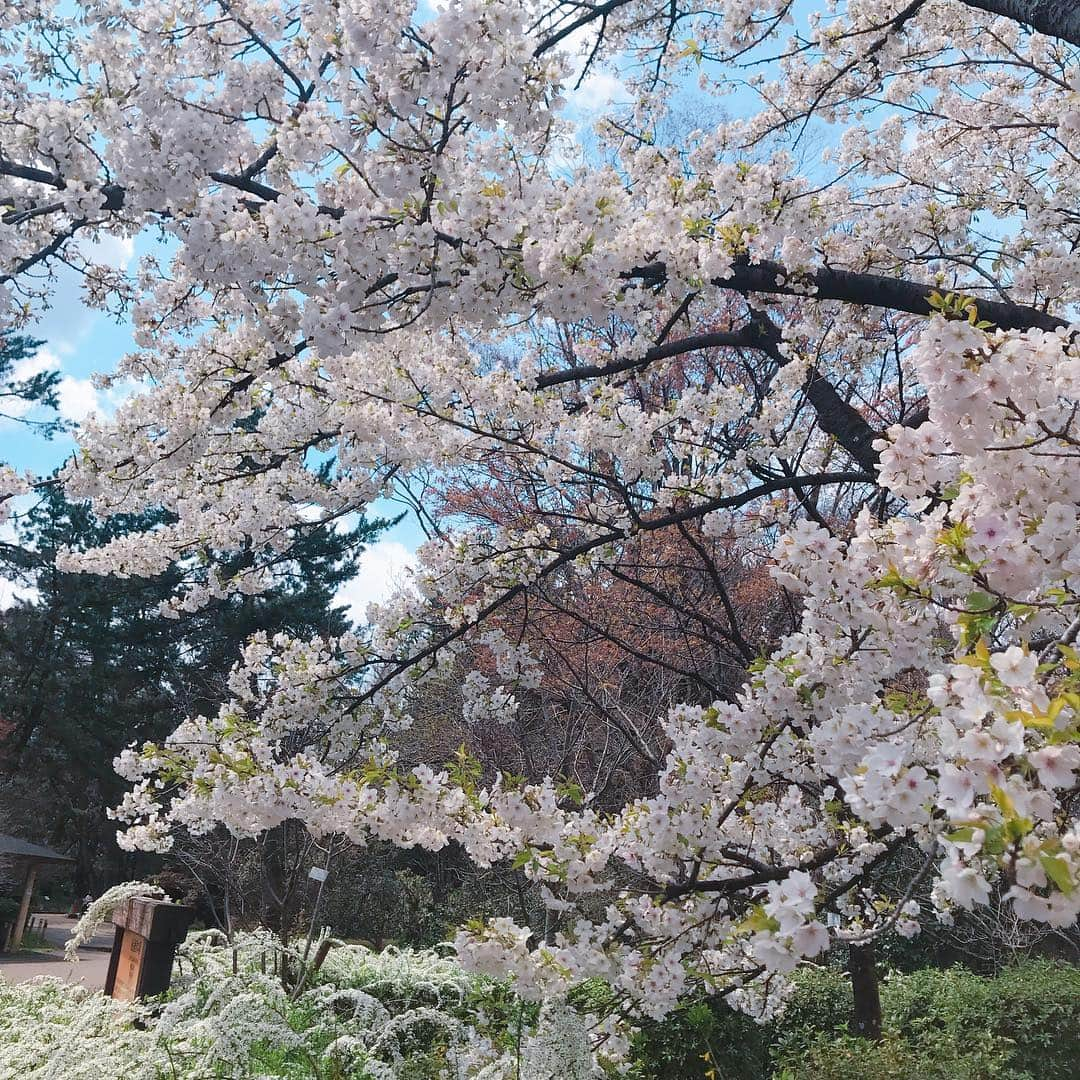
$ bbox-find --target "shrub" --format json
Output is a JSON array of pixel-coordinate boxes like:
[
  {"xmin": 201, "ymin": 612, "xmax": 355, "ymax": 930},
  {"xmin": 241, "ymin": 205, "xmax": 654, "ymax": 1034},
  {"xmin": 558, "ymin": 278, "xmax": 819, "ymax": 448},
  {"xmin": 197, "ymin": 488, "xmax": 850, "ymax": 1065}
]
[
  {"xmin": 880, "ymin": 959, "xmax": 1080, "ymax": 1080},
  {"xmin": 773, "ymin": 1031, "xmax": 1015, "ymax": 1080},
  {"xmin": 774, "ymin": 959, "xmax": 1080, "ymax": 1080},
  {"xmin": 0, "ymin": 978, "xmax": 159, "ymax": 1079},
  {"xmin": 632, "ymin": 958, "xmax": 1080, "ymax": 1079},
  {"xmin": 630, "ymin": 995, "xmax": 772, "ymax": 1080},
  {"xmin": 769, "ymin": 965, "xmax": 850, "ymax": 1055},
  {"xmin": 0, "ymin": 930, "xmax": 623, "ymax": 1079}
]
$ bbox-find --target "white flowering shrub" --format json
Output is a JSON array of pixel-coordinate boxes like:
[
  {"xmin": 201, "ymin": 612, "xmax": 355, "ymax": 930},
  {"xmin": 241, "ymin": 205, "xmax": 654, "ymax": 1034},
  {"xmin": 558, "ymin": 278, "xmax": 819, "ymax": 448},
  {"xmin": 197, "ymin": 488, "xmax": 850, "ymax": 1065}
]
[
  {"xmin": 0, "ymin": 979, "xmax": 162, "ymax": 1080},
  {"xmin": 0, "ymin": 931, "xmax": 623, "ymax": 1079},
  {"xmin": 64, "ymin": 882, "xmax": 165, "ymax": 962}
]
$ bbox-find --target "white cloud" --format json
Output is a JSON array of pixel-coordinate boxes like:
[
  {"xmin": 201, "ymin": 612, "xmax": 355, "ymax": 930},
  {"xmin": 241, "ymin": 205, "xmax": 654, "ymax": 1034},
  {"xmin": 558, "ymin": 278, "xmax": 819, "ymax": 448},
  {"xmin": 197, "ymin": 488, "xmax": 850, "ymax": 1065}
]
[
  {"xmin": 28, "ymin": 234, "xmax": 135, "ymax": 357},
  {"xmin": 560, "ymin": 27, "xmax": 631, "ymax": 117},
  {"xmin": 12, "ymin": 345, "xmax": 59, "ymax": 383},
  {"xmin": 336, "ymin": 539, "xmax": 418, "ymax": 624},
  {"xmin": 56, "ymin": 376, "xmax": 101, "ymax": 422},
  {"xmin": 0, "ymin": 362, "xmax": 135, "ymax": 433},
  {"xmin": 0, "ymin": 576, "xmax": 37, "ymax": 611},
  {"xmin": 568, "ymin": 69, "xmax": 631, "ymax": 113},
  {"xmin": 89, "ymin": 234, "xmax": 135, "ymax": 270}
]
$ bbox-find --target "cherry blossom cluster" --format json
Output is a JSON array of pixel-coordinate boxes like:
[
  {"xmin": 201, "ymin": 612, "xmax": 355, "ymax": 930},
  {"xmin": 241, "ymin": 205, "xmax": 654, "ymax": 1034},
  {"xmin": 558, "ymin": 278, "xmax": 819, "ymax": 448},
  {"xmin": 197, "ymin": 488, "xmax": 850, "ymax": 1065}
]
[
  {"xmin": 1, "ymin": 0, "xmax": 1079, "ymax": 1029},
  {"xmin": 108, "ymin": 317, "xmax": 1080, "ymax": 1020}
]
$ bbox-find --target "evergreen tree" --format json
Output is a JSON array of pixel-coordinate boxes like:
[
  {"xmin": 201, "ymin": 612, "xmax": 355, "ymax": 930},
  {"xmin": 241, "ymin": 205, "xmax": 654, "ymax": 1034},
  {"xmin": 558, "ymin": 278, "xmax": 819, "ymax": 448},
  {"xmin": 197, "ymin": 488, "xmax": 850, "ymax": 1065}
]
[
  {"xmin": 0, "ymin": 331, "xmax": 62, "ymax": 437},
  {"xmin": 0, "ymin": 480, "xmax": 390, "ymax": 893}
]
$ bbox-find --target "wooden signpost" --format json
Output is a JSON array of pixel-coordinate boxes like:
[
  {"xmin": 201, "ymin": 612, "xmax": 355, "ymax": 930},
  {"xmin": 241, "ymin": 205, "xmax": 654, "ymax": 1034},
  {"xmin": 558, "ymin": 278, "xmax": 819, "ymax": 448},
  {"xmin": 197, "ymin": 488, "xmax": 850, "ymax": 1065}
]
[{"xmin": 104, "ymin": 897, "xmax": 194, "ymax": 1001}]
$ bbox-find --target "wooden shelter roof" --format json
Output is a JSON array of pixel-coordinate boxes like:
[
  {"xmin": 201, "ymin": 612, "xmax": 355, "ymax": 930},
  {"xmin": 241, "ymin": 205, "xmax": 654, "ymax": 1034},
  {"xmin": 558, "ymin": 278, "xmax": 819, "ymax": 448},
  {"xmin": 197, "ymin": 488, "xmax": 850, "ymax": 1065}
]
[{"xmin": 0, "ymin": 833, "xmax": 73, "ymax": 863}]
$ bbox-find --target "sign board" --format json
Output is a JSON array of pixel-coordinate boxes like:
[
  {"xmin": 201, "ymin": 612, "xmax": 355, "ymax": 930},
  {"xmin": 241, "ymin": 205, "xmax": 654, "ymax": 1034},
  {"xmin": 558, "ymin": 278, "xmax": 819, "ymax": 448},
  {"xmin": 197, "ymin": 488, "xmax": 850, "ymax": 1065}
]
[
  {"xmin": 104, "ymin": 897, "xmax": 194, "ymax": 1001},
  {"xmin": 110, "ymin": 928, "xmax": 146, "ymax": 1001}
]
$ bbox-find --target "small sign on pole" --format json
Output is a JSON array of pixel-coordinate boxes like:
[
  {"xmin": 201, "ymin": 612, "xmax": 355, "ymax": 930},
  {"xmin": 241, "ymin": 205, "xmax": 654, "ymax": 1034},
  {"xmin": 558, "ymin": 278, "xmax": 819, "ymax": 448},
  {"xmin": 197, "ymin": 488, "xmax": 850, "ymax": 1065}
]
[{"xmin": 104, "ymin": 897, "xmax": 194, "ymax": 1001}]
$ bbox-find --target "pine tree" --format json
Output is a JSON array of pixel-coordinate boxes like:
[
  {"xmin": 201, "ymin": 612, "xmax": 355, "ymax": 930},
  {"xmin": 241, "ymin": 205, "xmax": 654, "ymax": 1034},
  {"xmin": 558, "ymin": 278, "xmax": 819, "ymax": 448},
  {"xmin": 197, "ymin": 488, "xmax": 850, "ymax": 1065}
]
[
  {"xmin": 0, "ymin": 332, "xmax": 62, "ymax": 437},
  {"xmin": 0, "ymin": 480, "xmax": 391, "ymax": 893}
]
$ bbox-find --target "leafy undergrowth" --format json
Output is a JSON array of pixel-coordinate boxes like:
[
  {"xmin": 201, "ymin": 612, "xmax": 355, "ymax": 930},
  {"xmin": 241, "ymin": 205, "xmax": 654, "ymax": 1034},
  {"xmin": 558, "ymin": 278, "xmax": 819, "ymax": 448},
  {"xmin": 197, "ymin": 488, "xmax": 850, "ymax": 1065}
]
[
  {"xmin": 3, "ymin": 932, "xmax": 1077, "ymax": 1079},
  {"xmin": 0, "ymin": 929, "xmax": 611, "ymax": 1080},
  {"xmin": 631, "ymin": 958, "xmax": 1080, "ymax": 1080}
]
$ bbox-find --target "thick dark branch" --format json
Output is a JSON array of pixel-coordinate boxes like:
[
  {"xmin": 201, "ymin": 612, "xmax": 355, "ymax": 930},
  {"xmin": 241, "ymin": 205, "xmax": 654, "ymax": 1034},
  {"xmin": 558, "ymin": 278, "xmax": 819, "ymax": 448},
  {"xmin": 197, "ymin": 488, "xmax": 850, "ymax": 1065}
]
[
  {"xmin": 748, "ymin": 310, "xmax": 883, "ymax": 473},
  {"xmin": 628, "ymin": 257, "xmax": 1069, "ymax": 333},
  {"xmin": 533, "ymin": 313, "xmax": 883, "ymax": 472},
  {"xmin": 662, "ymin": 841, "xmax": 842, "ymax": 900},
  {"xmin": 802, "ymin": 372, "xmax": 881, "ymax": 474},
  {"xmin": 532, "ymin": 0, "xmax": 635, "ymax": 57},
  {"xmin": 0, "ymin": 159, "xmax": 63, "ymax": 187},
  {"xmin": 534, "ymin": 327, "xmax": 756, "ymax": 388},
  {"xmin": 962, "ymin": 0, "xmax": 1080, "ymax": 46},
  {"xmin": 208, "ymin": 340, "xmax": 308, "ymax": 417},
  {"xmin": 0, "ymin": 217, "xmax": 88, "ymax": 284},
  {"xmin": 208, "ymin": 171, "xmax": 281, "ymax": 204}
]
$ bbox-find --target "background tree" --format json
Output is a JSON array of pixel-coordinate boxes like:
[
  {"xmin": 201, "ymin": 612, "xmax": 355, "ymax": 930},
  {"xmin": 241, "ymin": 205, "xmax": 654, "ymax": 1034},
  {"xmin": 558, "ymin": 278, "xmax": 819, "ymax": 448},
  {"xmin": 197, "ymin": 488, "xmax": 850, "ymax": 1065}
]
[
  {"xmin": 0, "ymin": 331, "xmax": 61, "ymax": 523},
  {"xmin": 0, "ymin": 479, "xmax": 390, "ymax": 895}
]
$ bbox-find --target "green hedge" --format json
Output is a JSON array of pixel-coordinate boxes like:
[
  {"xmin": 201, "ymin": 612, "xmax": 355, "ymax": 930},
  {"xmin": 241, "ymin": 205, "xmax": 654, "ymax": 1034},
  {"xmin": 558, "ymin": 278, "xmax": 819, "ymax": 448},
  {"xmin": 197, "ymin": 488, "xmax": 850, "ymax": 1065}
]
[
  {"xmin": 630, "ymin": 996, "xmax": 771, "ymax": 1080},
  {"xmin": 631, "ymin": 959, "xmax": 1080, "ymax": 1080},
  {"xmin": 772, "ymin": 1031, "xmax": 1014, "ymax": 1080}
]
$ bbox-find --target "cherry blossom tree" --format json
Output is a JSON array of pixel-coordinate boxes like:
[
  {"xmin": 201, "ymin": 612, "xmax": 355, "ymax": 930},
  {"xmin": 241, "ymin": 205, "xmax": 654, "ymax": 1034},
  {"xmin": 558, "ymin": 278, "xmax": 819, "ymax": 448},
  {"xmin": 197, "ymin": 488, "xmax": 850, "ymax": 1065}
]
[{"xmin": 2, "ymin": 0, "xmax": 1079, "ymax": 1025}]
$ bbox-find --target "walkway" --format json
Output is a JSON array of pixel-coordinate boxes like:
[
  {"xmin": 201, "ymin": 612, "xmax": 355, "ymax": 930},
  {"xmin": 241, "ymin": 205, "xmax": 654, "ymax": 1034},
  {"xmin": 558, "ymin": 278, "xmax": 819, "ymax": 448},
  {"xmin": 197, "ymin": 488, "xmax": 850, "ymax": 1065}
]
[{"xmin": 0, "ymin": 914, "xmax": 113, "ymax": 989}]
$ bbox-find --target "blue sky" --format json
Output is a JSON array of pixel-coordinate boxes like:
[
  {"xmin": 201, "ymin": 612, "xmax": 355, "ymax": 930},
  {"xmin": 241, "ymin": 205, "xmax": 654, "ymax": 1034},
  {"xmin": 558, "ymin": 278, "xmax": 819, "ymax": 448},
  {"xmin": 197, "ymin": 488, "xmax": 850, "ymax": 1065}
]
[
  {"xmin": 0, "ymin": 226, "xmax": 425, "ymax": 617},
  {"xmin": 0, "ymin": 5, "xmax": 808, "ymax": 615}
]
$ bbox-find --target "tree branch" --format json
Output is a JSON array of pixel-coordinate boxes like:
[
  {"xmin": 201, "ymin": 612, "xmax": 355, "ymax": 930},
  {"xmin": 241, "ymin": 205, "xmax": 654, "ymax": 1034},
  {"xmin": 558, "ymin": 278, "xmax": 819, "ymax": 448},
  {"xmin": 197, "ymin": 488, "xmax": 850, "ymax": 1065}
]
[
  {"xmin": 627, "ymin": 256, "xmax": 1069, "ymax": 333},
  {"xmin": 962, "ymin": 0, "xmax": 1080, "ymax": 46}
]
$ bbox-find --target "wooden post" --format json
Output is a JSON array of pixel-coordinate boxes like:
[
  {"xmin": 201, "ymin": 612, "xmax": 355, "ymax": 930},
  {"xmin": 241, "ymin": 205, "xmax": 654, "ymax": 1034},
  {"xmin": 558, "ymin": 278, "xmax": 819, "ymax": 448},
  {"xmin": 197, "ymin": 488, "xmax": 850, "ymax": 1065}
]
[
  {"xmin": 11, "ymin": 863, "xmax": 37, "ymax": 950},
  {"xmin": 104, "ymin": 897, "xmax": 194, "ymax": 1001}
]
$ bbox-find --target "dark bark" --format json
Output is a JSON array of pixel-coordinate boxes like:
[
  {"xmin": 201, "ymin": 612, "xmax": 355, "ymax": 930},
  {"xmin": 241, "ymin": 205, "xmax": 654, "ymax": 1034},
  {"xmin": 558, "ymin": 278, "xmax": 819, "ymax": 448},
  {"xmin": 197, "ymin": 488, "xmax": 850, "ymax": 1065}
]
[
  {"xmin": 849, "ymin": 942, "xmax": 883, "ymax": 1041},
  {"xmin": 803, "ymin": 372, "xmax": 881, "ymax": 473},
  {"xmin": 534, "ymin": 327, "xmax": 759, "ymax": 388},
  {"xmin": 963, "ymin": 0, "xmax": 1080, "ymax": 46},
  {"xmin": 628, "ymin": 258, "xmax": 1068, "ymax": 334}
]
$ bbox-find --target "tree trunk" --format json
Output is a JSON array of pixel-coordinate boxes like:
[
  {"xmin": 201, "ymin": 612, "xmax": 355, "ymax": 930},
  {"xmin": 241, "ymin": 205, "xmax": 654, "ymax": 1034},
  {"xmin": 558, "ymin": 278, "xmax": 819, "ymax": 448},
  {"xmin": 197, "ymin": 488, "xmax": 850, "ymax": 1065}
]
[
  {"xmin": 848, "ymin": 942, "xmax": 883, "ymax": 1041},
  {"xmin": 964, "ymin": 1, "xmax": 1080, "ymax": 47}
]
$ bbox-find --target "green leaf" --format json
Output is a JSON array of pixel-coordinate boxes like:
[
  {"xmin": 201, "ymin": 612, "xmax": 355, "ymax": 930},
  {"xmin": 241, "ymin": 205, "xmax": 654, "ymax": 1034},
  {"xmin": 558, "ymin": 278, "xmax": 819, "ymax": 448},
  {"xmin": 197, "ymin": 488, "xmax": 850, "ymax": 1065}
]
[
  {"xmin": 1040, "ymin": 854, "xmax": 1074, "ymax": 895},
  {"xmin": 990, "ymin": 783, "xmax": 1016, "ymax": 818},
  {"xmin": 946, "ymin": 826, "xmax": 976, "ymax": 844},
  {"xmin": 736, "ymin": 904, "xmax": 781, "ymax": 935}
]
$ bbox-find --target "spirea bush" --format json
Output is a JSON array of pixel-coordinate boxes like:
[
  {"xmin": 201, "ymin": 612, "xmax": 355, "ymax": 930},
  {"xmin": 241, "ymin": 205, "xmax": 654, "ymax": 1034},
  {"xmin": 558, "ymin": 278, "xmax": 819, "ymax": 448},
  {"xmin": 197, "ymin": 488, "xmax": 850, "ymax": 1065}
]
[{"xmin": 0, "ymin": 930, "xmax": 621, "ymax": 1080}]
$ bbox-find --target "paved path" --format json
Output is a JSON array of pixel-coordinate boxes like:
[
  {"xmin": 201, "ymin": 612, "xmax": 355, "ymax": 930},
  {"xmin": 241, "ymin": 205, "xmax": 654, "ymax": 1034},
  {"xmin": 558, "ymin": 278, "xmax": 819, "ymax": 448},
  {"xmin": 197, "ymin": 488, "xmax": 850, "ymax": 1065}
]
[{"xmin": 0, "ymin": 913, "xmax": 113, "ymax": 989}]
